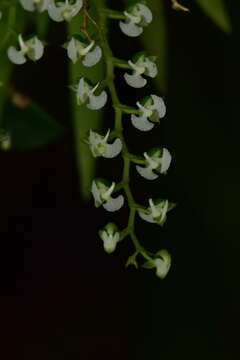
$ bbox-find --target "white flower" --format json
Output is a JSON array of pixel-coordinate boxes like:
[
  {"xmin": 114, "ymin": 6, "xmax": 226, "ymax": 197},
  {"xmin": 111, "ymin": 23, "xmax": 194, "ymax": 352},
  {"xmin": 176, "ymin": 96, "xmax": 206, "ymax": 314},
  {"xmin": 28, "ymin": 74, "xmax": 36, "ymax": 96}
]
[
  {"xmin": 7, "ymin": 35, "xmax": 44, "ymax": 65},
  {"xmin": 91, "ymin": 179, "xmax": 124, "ymax": 212},
  {"xmin": 76, "ymin": 78, "xmax": 107, "ymax": 110},
  {"xmin": 48, "ymin": 0, "xmax": 83, "ymax": 22},
  {"xmin": 20, "ymin": 0, "xmax": 50, "ymax": 12},
  {"xmin": 143, "ymin": 250, "xmax": 171, "ymax": 279},
  {"xmin": 67, "ymin": 37, "xmax": 102, "ymax": 66},
  {"xmin": 138, "ymin": 198, "xmax": 170, "ymax": 226},
  {"xmin": 89, "ymin": 129, "xmax": 122, "ymax": 158},
  {"xmin": 99, "ymin": 223, "xmax": 120, "ymax": 254},
  {"xmin": 136, "ymin": 148, "xmax": 172, "ymax": 180},
  {"xmin": 131, "ymin": 95, "xmax": 166, "ymax": 131},
  {"xmin": 124, "ymin": 53, "xmax": 157, "ymax": 88},
  {"xmin": 119, "ymin": 3, "xmax": 152, "ymax": 37}
]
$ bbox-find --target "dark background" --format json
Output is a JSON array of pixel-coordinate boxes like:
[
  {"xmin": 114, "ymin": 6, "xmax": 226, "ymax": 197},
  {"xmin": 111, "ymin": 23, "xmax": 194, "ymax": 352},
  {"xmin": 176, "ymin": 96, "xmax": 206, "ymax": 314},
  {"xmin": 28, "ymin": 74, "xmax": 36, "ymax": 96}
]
[{"xmin": 0, "ymin": 1, "xmax": 239, "ymax": 358}]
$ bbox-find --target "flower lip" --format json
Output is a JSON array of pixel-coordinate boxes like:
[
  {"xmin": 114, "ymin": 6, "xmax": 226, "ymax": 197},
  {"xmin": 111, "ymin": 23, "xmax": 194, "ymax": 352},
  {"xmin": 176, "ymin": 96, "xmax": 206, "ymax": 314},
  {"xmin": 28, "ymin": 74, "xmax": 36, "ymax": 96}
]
[
  {"xmin": 119, "ymin": 3, "xmax": 152, "ymax": 37},
  {"xmin": 7, "ymin": 34, "xmax": 44, "ymax": 65},
  {"xmin": 48, "ymin": 0, "xmax": 83, "ymax": 22},
  {"xmin": 91, "ymin": 179, "xmax": 124, "ymax": 212},
  {"xmin": 88, "ymin": 129, "xmax": 122, "ymax": 159}
]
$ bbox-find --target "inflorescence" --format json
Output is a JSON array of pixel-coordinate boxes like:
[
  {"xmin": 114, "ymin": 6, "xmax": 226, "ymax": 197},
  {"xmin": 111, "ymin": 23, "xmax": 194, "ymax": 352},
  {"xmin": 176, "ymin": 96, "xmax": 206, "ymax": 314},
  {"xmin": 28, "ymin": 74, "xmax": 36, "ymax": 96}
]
[{"xmin": 2, "ymin": 0, "xmax": 180, "ymax": 278}]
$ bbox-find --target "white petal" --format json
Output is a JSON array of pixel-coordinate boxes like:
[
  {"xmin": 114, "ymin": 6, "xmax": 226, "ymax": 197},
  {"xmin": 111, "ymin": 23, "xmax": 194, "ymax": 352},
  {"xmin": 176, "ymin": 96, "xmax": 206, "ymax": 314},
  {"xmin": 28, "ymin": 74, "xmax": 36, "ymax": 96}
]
[
  {"xmin": 160, "ymin": 200, "xmax": 168, "ymax": 223},
  {"xmin": 91, "ymin": 181, "xmax": 101, "ymax": 203},
  {"xmin": 48, "ymin": 3, "xmax": 63, "ymax": 22},
  {"xmin": 131, "ymin": 114, "xmax": 154, "ymax": 132},
  {"xmin": 28, "ymin": 38, "xmax": 44, "ymax": 61},
  {"xmin": 39, "ymin": 0, "xmax": 49, "ymax": 12},
  {"xmin": 119, "ymin": 21, "xmax": 143, "ymax": 37},
  {"xmin": 136, "ymin": 165, "xmax": 158, "ymax": 180},
  {"xmin": 89, "ymin": 129, "xmax": 98, "ymax": 147},
  {"xmin": 103, "ymin": 195, "xmax": 124, "ymax": 212},
  {"xmin": 72, "ymin": 0, "xmax": 83, "ymax": 17},
  {"xmin": 87, "ymin": 91, "xmax": 107, "ymax": 110},
  {"xmin": 138, "ymin": 4, "xmax": 152, "ymax": 24},
  {"xmin": 20, "ymin": 0, "xmax": 35, "ymax": 11},
  {"xmin": 144, "ymin": 58, "xmax": 157, "ymax": 78},
  {"xmin": 138, "ymin": 211, "xmax": 155, "ymax": 223},
  {"xmin": 154, "ymin": 257, "xmax": 171, "ymax": 279},
  {"xmin": 161, "ymin": 148, "xmax": 172, "ymax": 173},
  {"xmin": 124, "ymin": 73, "xmax": 147, "ymax": 88},
  {"xmin": 82, "ymin": 46, "xmax": 102, "ymax": 67},
  {"xmin": 7, "ymin": 47, "xmax": 26, "ymax": 65},
  {"xmin": 103, "ymin": 237, "xmax": 117, "ymax": 253},
  {"xmin": 102, "ymin": 138, "xmax": 122, "ymax": 158},
  {"xmin": 77, "ymin": 78, "xmax": 88, "ymax": 104},
  {"xmin": 67, "ymin": 38, "xmax": 78, "ymax": 63},
  {"xmin": 151, "ymin": 95, "xmax": 166, "ymax": 118}
]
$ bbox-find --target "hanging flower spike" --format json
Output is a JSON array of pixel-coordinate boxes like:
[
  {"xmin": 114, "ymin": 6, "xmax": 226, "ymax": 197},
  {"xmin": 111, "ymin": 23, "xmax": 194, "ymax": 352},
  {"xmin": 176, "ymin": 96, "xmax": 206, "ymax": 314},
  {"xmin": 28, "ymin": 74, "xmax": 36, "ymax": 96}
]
[
  {"xmin": 119, "ymin": 3, "xmax": 152, "ymax": 37},
  {"xmin": 76, "ymin": 78, "xmax": 107, "ymax": 110},
  {"xmin": 138, "ymin": 198, "xmax": 171, "ymax": 226},
  {"xmin": 124, "ymin": 52, "xmax": 157, "ymax": 88},
  {"xmin": 91, "ymin": 178, "xmax": 124, "ymax": 212},
  {"xmin": 20, "ymin": 0, "xmax": 50, "ymax": 12},
  {"xmin": 48, "ymin": 0, "xmax": 83, "ymax": 22},
  {"xmin": 136, "ymin": 147, "xmax": 172, "ymax": 180},
  {"xmin": 7, "ymin": 34, "xmax": 44, "ymax": 65},
  {"xmin": 89, "ymin": 129, "xmax": 122, "ymax": 158},
  {"xmin": 143, "ymin": 249, "xmax": 171, "ymax": 279},
  {"xmin": 99, "ymin": 223, "xmax": 120, "ymax": 254},
  {"xmin": 67, "ymin": 36, "xmax": 102, "ymax": 67},
  {"xmin": 131, "ymin": 94, "xmax": 166, "ymax": 131}
]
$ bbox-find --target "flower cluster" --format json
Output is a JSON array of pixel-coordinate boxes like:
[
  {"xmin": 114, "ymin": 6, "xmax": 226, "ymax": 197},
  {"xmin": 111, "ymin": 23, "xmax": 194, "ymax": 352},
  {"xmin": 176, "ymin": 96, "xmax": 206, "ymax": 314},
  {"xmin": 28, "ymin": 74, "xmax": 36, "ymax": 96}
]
[{"xmin": 11, "ymin": 1, "xmax": 176, "ymax": 279}]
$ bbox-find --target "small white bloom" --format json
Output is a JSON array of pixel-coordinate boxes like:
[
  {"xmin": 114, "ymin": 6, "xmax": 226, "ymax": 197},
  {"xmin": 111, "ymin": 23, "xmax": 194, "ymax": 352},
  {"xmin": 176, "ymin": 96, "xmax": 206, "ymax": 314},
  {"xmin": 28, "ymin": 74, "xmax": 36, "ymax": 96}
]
[
  {"xmin": 76, "ymin": 78, "xmax": 107, "ymax": 110},
  {"xmin": 89, "ymin": 129, "xmax": 122, "ymax": 158},
  {"xmin": 124, "ymin": 53, "xmax": 157, "ymax": 88},
  {"xmin": 99, "ymin": 223, "xmax": 120, "ymax": 254},
  {"xmin": 48, "ymin": 0, "xmax": 83, "ymax": 22},
  {"xmin": 136, "ymin": 148, "xmax": 172, "ymax": 180},
  {"xmin": 119, "ymin": 3, "xmax": 152, "ymax": 37},
  {"xmin": 20, "ymin": 0, "xmax": 50, "ymax": 12},
  {"xmin": 91, "ymin": 179, "xmax": 124, "ymax": 212},
  {"xmin": 131, "ymin": 95, "xmax": 166, "ymax": 131},
  {"xmin": 7, "ymin": 34, "xmax": 44, "ymax": 65},
  {"xmin": 138, "ymin": 198, "xmax": 169, "ymax": 225},
  {"xmin": 67, "ymin": 37, "xmax": 102, "ymax": 67},
  {"xmin": 143, "ymin": 250, "xmax": 171, "ymax": 279}
]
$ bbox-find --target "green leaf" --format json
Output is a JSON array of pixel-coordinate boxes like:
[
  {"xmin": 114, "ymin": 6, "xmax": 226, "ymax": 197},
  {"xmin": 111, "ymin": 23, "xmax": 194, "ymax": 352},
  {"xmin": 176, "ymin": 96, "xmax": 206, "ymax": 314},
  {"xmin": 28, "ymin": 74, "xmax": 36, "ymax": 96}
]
[
  {"xmin": 36, "ymin": 11, "xmax": 50, "ymax": 38},
  {"xmin": 140, "ymin": 0, "xmax": 168, "ymax": 93},
  {"xmin": 1, "ymin": 100, "xmax": 64, "ymax": 151},
  {"xmin": 68, "ymin": 6, "xmax": 105, "ymax": 201},
  {"xmin": 196, "ymin": 0, "xmax": 231, "ymax": 33}
]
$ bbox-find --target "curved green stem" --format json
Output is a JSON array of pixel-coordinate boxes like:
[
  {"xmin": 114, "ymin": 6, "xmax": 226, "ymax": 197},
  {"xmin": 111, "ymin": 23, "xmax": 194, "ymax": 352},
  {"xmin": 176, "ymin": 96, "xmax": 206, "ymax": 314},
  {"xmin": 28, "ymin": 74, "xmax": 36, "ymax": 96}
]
[{"xmin": 95, "ymin": 4, "xmax": 151, "ymax": 261}]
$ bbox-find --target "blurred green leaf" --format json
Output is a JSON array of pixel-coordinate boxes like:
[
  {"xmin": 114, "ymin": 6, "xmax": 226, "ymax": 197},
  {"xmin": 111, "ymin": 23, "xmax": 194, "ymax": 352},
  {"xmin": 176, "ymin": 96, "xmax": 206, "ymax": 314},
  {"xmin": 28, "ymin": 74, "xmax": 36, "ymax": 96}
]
[
  {"xmin": 196, "ymin": 0, "xmax": 231, "ymax": 33},
  {"xmin": 68, "ymin": 5, "xmax": 105, "ymax": 201},
  {"xmin": 36, "ymin": 11, "xmax": 50, "ymax": 38},
  {"xmin": 140, "ymin": 0, "xmax": 168, "ymax": 93},
  {"xmin": 1, "ymin": 100, "xmax": 64, "ymax": 151}
]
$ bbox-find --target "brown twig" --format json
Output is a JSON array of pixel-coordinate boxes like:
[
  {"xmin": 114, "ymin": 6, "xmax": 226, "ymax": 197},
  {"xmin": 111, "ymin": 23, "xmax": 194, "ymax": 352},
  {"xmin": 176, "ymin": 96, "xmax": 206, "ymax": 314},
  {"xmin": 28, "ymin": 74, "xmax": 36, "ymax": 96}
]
[
  {"xmin": 81, "ymin": 0, "xmax": 92, "ymax": 41},
  {"xmin": 171, "ymin": 0, "xmax": 190, "ymax": 12}
]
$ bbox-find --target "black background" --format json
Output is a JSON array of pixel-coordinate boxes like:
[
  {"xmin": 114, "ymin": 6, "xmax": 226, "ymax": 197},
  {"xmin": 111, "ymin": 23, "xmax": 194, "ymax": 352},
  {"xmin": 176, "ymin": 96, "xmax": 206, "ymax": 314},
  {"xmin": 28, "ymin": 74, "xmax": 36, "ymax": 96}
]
[{"xmin": 0, "ymin": 1, "xmax": 239, "ymax": 358}]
